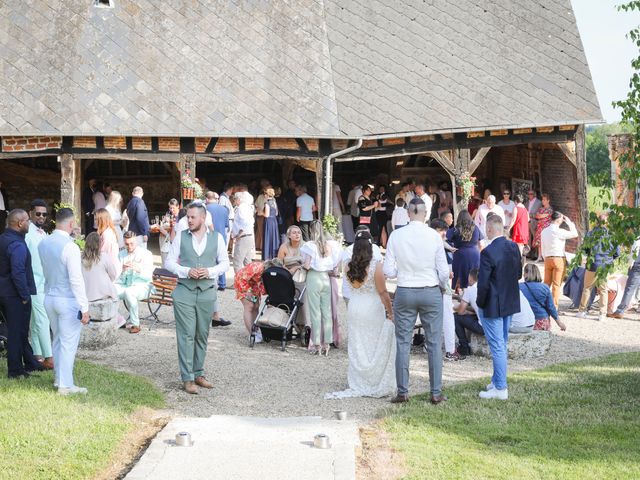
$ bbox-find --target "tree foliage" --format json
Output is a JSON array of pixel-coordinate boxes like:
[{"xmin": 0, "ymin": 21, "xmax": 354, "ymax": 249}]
[
  {"xmin": 586, "ymin": 123, "xmax": 631, "ymax": 185},
  {"xmin": 572, "ymin": 2, "xmax": 640, "ymax": 278}
]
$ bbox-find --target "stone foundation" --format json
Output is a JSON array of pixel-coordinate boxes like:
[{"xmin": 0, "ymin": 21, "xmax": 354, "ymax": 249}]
[
  {"xmin": 468, "ymin": 330, "xmax": 552, "ymax": 359},
  {"xmin": 79, "ymin": 299, "xmax": 119, "ymax": 350}
]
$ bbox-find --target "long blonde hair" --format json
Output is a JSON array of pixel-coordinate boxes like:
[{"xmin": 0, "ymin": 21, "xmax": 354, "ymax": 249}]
[
  {"xmin": 95, "ymin": 208, "xmax": 116, "ymax": 237},
  {"xmin": 310, "ymin": 220, "xmax": 330, "ymax": 258},
  {"xmin": 82, "ymin": 232, "xmax": 102, "ymax": 269},
  {"xmin": 107, "ymin": 191, "xmax": 122, "ymax": 211}
]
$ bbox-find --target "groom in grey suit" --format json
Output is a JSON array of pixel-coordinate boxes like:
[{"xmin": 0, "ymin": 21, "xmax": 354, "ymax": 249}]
[{"xmin": 383, "ymin": 198, "xmax": 450, "ymax": 405}]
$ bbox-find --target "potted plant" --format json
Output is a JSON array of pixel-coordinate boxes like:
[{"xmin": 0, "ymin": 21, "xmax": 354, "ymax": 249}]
[
  {"xmin": 181, "ymin": 170, "xmax": 195, "ymax": 200},
  {"xmin": 456, "ymin": 172, "xmax": 476, "ymax": 205},
  {"xmin": 322, "ymin": 213, "xmax": 343, "ymax": 244}
]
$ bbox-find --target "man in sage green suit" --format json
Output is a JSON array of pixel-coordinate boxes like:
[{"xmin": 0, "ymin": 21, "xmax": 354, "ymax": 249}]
[{"xmin": 166, "ymin": 202, "xmax": 230, "ymax": 394}]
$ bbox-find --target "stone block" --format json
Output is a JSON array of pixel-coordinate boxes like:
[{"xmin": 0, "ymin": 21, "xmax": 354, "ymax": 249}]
[
  {"xmin": 80, "ymin": 318, "xmax": 118, "ymax": 350},
  {"xmin": 88, "ymin": 299, "xmax": 119, "ymax": 321},
  {"xmin": 468, "ymin": 330, "xmax": 552, "ymax": 359}
]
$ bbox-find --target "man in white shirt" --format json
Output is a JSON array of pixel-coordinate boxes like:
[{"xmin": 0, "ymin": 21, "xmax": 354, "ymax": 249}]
[
  {"xmin": 25, "ymin": 199, "xmax": 53, "ymax": 369},
  {"xmin": 347, "ymin": 182, "xmax": 363, "ymax": 230},
  {"xmin": 497, "ymin": 190, "xmax": 516, "ymax": 230},
  {"xmin": 165, "ymin": 202, "xmax": 230, "ymax": 394},
  {"xmin": 383, "ymin": 198, "xmax": 449, "ymax": 405},
  {"xmin": 116, "ymin": 231, "xmax": 154, "ymax": 334},
  {"xmin": 295, "ymin": 185, "xmax": 316, "ymax": 241},
  {"xmin": 541, "ymin": 211, "xmax": 578, "ymax": 307},
  {"xmin": 39, "ymin": 208, "xmax": 90, "ymax": 395},
  {"xmin": 414, "ymin": 183, "xmax": 432, "ymax": 221},
  {"xmin": 232, "ymin": 192, "xmax": 256, "ymax": 273},
  {"xmin": 474, "ymin": 195, "xmax": 505, "ymax": 237}
]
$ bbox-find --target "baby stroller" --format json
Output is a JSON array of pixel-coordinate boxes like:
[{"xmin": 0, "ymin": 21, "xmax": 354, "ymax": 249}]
[{"xmin": 250, "ymin": 265, "xmax": 306, "ymax": 352}]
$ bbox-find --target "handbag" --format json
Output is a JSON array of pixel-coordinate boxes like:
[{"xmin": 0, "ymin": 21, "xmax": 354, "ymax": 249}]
[
  {"xmin": 257, "ymin": 305, "xmax": 290, "ymax": 328},
  {"xmin": 292, "ymin": 268, "xmax": 307, "ymax": 283}
]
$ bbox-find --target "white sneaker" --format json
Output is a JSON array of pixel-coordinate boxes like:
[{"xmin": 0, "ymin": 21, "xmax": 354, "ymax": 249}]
[
  {"xmin": 597, "ymin": 314, "xmax": 606, "ymax": 322},
  {"xmin": 479, "ymin": 387, "xmax": 508, "ymax": 400},
  {"xmin": 575, "ymin": 311, "xmax": 587, "ymax": 319},
  {"xmin": 58, "ymin": 386, "xmax": 88, "ymax": 396},
  {"xmin": 255, "ymin": 331, "xmax": 263, "ymax": 344}
]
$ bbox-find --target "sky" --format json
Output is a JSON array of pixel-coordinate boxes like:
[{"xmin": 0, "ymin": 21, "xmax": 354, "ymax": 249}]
[{"xmin": 571, "ymin": 0, "xmax": 639, "ymax": 123}]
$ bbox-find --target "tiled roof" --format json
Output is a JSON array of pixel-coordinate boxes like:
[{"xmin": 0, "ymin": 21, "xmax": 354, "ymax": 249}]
[{"xmin": 0, "ymin": 0, "xmax": 602, "ymax": 138}]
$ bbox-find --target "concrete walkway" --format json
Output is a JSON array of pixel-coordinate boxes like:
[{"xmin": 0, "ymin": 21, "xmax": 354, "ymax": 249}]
[{"xmin": 125, "ymin": 415, "xmax": 359, "ymax": 480}]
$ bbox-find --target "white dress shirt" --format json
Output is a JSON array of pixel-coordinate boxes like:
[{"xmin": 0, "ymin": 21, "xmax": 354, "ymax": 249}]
[
  {"xmin": 348, "ymin": 186, "xmax": 363, "ymax": 217},
  {"xmin": 232, "ymin": 202, "xmax": 255, "ymax": 237},
  {"xmin": 219, "ymin": 194, "xmax": 234, "ymax": 220},
  {"xmin": 117, "ymin": 246, "xmax": 154, "ymax": 283},
  {"xmin": 418, "ymin": 193, "xmax": 433, "ymax": 221},
  {"xmin": 59, "ymin": 231, "xmax": 89, "ymax": 313},
  {"xmin": 391, "ymin": 206, "xmax": 410, "ymax": 228},
  {"xmin": 498, "ymin": 200, "xmax": 516, "ymax": 225},
  {"xmin": 540, "ymin": 219, "xmax": 578, "ymax": 258},
  {"xmin": 165, "ymin": 229, "xmax": 230, "ymax": 280},
  {"xmin": 341, "ymin": 243, "xmax": 383, "ymax": 300},
  {"xmin": 0, "ymin": 190, "xmax": 5, "ymax": 211},
  {"xmin": 383, "ymin": 221, "xmax": 449, "ymax": 288},
  {"xmin": 474, "ymin": 204, "xmax": 506, "ymax": 237}
]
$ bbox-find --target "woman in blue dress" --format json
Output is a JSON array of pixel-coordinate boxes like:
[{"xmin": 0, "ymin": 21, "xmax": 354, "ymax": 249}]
[
  {"xmin": 446, "ymin": 210, "xmax": 483, "ymax": 291},
  {"xmin": 262, "ymin": 187, "xmax": 281, "ymax": 260}
]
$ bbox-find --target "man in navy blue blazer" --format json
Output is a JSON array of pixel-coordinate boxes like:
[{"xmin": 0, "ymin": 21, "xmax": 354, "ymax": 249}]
[
  {"xmin": 126, "ymin": 186, "xmax": 150, "ymax": 248},
  {"xmin": 0, "ymin": 209, "xmax": 42, "ymax": 378},
  {"xmin": 476, "ymin": 213, "xmax": 522, "ymax": 400}
]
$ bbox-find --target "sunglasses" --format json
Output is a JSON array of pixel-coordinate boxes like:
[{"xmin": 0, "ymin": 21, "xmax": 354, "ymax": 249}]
[
  {"xmin": 503, "ymin": 192, "xmax": 510, "ymax": 195},
  {"xmin": 34, "ymin": 212, "xmax": 48, "ymax": 217}
]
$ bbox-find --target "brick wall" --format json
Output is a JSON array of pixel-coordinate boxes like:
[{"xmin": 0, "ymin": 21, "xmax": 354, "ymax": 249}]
[
  {"xmin": 0, "ymin": 158, "xmax": 61, "ymax": 211},
  {"xmin": 2, "ymin": 136, "xmax": 62, "ymax": 152}
]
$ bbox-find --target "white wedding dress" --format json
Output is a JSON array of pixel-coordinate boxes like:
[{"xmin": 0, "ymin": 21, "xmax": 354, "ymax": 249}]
[{"xmin": 326, "ymin": 260, "xmax": 396, "ymax": 399}]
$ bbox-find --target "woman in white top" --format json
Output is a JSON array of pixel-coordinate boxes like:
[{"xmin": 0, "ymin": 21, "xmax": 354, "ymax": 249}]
[
  {"xmin": 105, "ymin": 190, "xmax": 124, "ymax": 248},
  {"xmin": 301, "ymin": 220, "xmax": 337, "ymax": 356},
  {"xmin": 81, "ymin": 232, "xmax": 118, "ymax": 302}
]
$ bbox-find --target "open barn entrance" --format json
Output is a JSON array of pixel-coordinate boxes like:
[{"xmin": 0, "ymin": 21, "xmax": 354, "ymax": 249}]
[
  {"xmin": 0, "ymin": 156, "xmax": 61, "ymax": 214},
  {"xmin": 83, "ymin": 159, "xmax": 178, "ymax": 221}
]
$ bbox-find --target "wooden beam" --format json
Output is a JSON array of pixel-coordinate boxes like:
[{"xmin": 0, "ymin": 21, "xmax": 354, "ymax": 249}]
[
  {"xmin": 557, "ymin": 142, "xmax": 577, "ymax": 167},
  {"xmin": 431, "ymin": 151, "xmax": 455, "ymax": 175},
  {"xmin": 59, "ymin": 153, "xmax": 81, "ymax": 220},
  {"xmin": 468, "ymin": 147, "xmax": 491, "ymax": 174}
]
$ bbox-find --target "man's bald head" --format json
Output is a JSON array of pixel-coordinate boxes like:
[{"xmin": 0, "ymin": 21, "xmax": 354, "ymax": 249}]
[{"xmin": 7, "ymin": 209, "xmax": 29, "ymax": 233}]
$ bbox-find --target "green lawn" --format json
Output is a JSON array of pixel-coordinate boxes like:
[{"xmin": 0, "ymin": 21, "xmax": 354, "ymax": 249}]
[
  {"xmin": 0, "ymin": 360, "xmax": 164, "ymax": 480},
  {"xmin": 383, "ymin": 353, "xmax": 640, "ymax": 480},
  {"xmin": 588, "ymin": 184, "xmax": 612, "ymax": 213}
]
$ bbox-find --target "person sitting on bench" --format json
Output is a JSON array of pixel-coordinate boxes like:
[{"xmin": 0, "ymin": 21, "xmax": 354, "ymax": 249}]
[
  {"xmin": 116, "ymin": 231, "xmax": 154, "ymax": 334},
  {"xmin": 454, "ymin": 269, "xmax": 483, "ymax": 356}
]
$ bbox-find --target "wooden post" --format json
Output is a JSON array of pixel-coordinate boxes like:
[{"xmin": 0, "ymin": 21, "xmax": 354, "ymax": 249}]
[
  {"xmin": 453, "ymin": 148, "xmax": 470, "ymax": 216},
  {"xmin": 60, "ymin": 153, "xmax": 81, "ymax": 218},
  {"xmin": 316, "ymin": 159, "xmax": 325, "ymax": 217},
  {"xmin": 575, "ymin": 125, "xmax": 589, "ymax": 236}
]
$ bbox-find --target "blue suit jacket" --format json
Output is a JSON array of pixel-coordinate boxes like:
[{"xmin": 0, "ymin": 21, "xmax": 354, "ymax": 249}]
[
  {"xmin": 206, "ymin": 203, "xmax": 229, "ymax": 244},
  {"xmin": 126, "ymin": 196, "xmax": 150, "ymax": 237},
  {"xmin": 476, "ymin": 236, "xmax": 522, "ymax": 318},
  {"xmin": 0, "ymin": 229, "xmax": 36, "ymax": 300}
]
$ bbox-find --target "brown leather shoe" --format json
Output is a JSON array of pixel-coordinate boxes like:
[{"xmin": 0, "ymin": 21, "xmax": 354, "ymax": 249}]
[
  {"xmin": 130, "ymin": 326, "xmax": 141, "ymax": 334},
  {"xmin": 183, "ymin": 381, "xmax": 198, "ymax": 394},
  {"xmin": 430, "ymin": 394, "xmax": 448, "ymax": 405},
  {"xmin": 608, "ymin": 312, "xmax": 624, "ymax": 319},
  {"xmin": 195, "ymin": 376, "xmax": 213, "ymax": 389},
  {"xmin": 41, "ymin": 357, "xmax": 54, "ymax": 370},
  {"xmin": 390, "ymin": 394, "xmax": 409, "ymax": 404}
]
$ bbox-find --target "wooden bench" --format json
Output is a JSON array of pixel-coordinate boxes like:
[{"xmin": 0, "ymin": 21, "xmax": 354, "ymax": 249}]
[{"xmin": 141, "ymin": 268, "xmax": 178, "ymax": 330}]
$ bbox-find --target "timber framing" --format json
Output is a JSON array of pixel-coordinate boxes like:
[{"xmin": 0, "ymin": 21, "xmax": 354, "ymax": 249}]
[{"xmin": 0, "ymin": 126, "xmax": 578, "ymax": 161}]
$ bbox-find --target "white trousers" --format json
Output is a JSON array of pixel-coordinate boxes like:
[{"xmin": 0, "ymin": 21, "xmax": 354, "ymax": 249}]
[
  {"xmin": 442, "ymin": 294, "xmax": 456, "ymax": 354},
  {"xmin": 45, "ymin": 296, "xmax": 82, "ymax": 389}
]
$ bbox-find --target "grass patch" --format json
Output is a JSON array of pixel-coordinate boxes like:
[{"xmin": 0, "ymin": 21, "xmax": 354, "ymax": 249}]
[
  {"xmin": 588, "ymin": 184, "xmax": 612, "ymax": 213},
  {"xmin": 0, "ymin": 360, "xmax": 165, "ymax": 479},
  {"xmin": 383, "ymin": 353, "xmax": 640, "ymax": 480}
]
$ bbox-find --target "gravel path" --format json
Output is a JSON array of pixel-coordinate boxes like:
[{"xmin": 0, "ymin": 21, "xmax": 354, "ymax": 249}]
[{"xmin": 80, "ymin": 269, "xmax": 640, "ymax": 423}]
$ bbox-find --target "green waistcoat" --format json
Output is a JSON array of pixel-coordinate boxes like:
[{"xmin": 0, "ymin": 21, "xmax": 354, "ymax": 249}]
[{"xmin": 177, "ymin": 229, "xmax": 218, "ymax": 291}]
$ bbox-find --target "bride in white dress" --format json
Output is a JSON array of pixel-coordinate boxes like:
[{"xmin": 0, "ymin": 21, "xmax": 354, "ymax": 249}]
[{"xmin": 326, "ymin": 231, "xmax": 396, "ymax": 399}]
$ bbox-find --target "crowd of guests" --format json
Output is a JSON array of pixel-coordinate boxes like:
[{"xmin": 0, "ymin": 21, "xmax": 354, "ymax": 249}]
[{"xmin": 1, "ymin": 173, "xmax": 636, "ymax": 404}]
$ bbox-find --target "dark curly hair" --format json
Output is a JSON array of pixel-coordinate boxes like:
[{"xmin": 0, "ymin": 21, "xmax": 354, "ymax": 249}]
[{"xmin": 347, "ymin": 231, "xmax": 373, "ymax": 285}]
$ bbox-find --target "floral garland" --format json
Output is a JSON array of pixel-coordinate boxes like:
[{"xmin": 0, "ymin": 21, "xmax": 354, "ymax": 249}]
[{"xmin": 456, "ymin": 172, "xmax": 476, "ymax": 204}]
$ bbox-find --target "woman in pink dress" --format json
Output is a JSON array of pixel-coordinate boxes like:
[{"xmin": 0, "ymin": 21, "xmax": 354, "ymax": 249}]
[
  {"xmin": 95, "ymin": 208, "xmax": 122, "ymax": 278},
  {"xmin": 509, "ymin": 194, "xmax": 530, "ymax": 254},
  {"xmin": 532, "ymin": 193, "xmax": 553, "ymax": 261}
]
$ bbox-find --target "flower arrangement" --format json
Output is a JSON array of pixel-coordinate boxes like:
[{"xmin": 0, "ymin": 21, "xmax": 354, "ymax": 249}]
[
  {"xmin": 456, "ymin": 172, "xmax": 476, "ymax": 204},
  {"xmin": 181, "ymin": 170, "xmax": 196, "ymax": 200}
]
